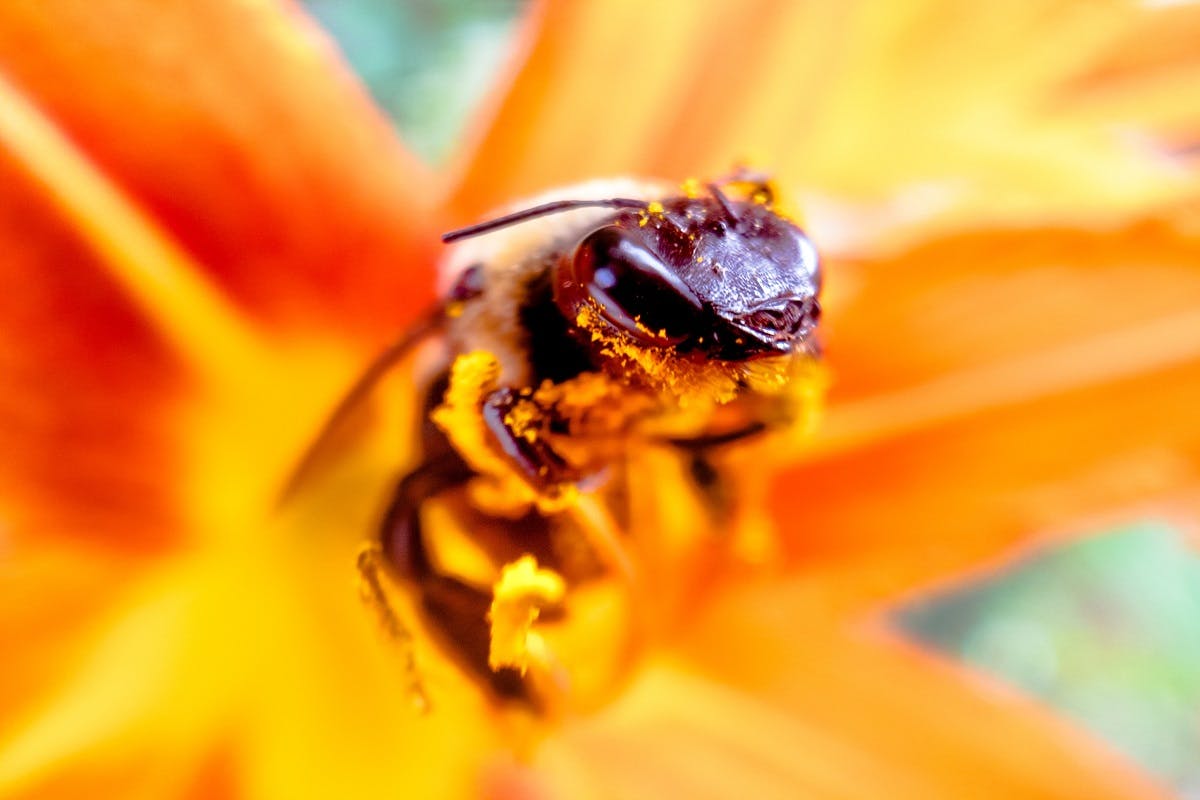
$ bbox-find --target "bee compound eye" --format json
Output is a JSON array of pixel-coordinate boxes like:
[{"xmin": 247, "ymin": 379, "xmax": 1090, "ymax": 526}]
[{"xmin": 572, "ymin": 227, "xmax": 705, "ymax": 346}]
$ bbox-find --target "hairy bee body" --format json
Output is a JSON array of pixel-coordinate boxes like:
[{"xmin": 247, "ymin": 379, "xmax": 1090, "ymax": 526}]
[{"xmin": 364, "ymin": 175, "xmax": 822, "ymax": 710}]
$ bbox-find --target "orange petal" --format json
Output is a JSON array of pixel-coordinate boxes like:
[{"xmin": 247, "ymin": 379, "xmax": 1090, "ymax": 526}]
[
  {"xmin": 779, "ymin": 356, "xmax": 1200, "ymax": 614},
  {"xmin": 450, "ymin": 0, "xmax": 1187, "ymax": 232},
  {"xmin": 669, "ymin": 579, "xmax": 1171, "ymax": 799},
  {"xmin": 1060, "ymin": 3, "xmax": 1200, "ymax": 150},
  {"xmin": 775, "ymin": 217, "xmax": 1200, "ymax": 611},
  {"xmin": 823, "ymin": 218, "xmax": 1200, "ymax": 402},
  {"xmin": 0, "ymin": 544, "xmax": 141, "ymax": 723},
  {"xmin": 488, "ymin": 643, "xmax": 1165, "ymax": 799},
  {"xmin": 0, "ymin": 738, "xmax": 239, "ymax": 800},
  {"xmin": 3, "ymin": 759, "xmax": 190, "ymax": 800},
  {"xmin": 0, "ymin": 1, "xmax": 438, "ymax": 340},
  {"xmin": 505, "ymin": 667, "xmax": 914, "ymax": 799},
  {"xmin": 0, "ymin": 149, "xmax": 188, "ymax": 551},
  {"xmin": 0, "ymin": 512, "xmax": 503, "ymax": 799}
]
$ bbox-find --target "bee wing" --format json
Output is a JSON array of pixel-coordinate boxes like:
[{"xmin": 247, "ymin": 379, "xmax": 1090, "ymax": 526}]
[{"xmin": 278, "ymin": 307, "xmax": 445, "ymax": 506}]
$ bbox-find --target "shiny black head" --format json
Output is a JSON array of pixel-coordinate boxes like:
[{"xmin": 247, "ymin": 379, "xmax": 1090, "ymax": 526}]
[{"xmin": 555, "ymin": 188, "xmax": 821, "ymax": 361}]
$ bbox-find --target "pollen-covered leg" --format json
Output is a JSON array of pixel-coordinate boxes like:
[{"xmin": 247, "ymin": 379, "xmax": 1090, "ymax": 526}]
[
  {"xmin": 481, "ymin": 387, "xmax": 579, "ymax": 489},
  {"xmin": 487, "ymin": 555, "xmax": 566, "ymax": 675},
  {"xmin": 430, "ymin": 351, "xmax": 588, "ymax": 510}
]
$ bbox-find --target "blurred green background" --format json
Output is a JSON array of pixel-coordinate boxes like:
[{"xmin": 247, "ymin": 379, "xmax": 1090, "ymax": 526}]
[
  {"xmin": 304, "ymin": 0, "xmax": 521, "ymax": 164},
  {"xmin": 901, "ymin": 524, "xmax": 1200, "ymax": 794},
  {"xmin": 302, "ymin": 0, "xmax": 1200, "ymax": 792}
]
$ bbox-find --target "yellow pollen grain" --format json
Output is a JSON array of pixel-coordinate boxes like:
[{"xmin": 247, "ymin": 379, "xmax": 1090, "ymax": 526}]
[
  {"xmin": 576, "ymin": 304, "xmax": 603, "ymax": 337},
  {"xmin": 430, "ymin": 351, "xmax": 511, "ymax": 479},
  {"xmin": 647, "ymin": 200, "xmax": 664, "ymax": 215},
  {"xmin": 487, "ymin": 555, "xmax": 566, "ymax": 674},
  {"xmin": 503, "ymin": 400, "xmax": 541, "ymax": 444},
  {"xmin": 681, "ymin": 177, "xmax": 702, "ymax": 198}
]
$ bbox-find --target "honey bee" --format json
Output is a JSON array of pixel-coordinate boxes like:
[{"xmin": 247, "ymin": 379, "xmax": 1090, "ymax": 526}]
[{"xmin": 296, "ymin": 172, "xmax": 822, "ymax": 712}]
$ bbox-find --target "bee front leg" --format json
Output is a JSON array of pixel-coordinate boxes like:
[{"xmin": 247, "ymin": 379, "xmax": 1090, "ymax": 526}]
[{"xmin": 481, "ymin": 387, "xmax": 580, "ymax": 490}]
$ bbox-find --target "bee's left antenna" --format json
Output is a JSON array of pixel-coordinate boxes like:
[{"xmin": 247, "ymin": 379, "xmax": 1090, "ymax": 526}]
[{"xmin": 442, "ymin": 198, "xmax": 650, "ymax": 243}]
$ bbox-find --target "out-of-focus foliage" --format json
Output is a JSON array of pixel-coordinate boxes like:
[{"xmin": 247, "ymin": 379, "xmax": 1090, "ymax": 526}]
[
  {"xmin": 304, "ymin": 0, "xmax": 523, "ymax": 163},
  {"xmin": 302, "ymin": 0, "xmax": 1200, "ymax": 794},
  {"xmin": 901, "ymin": 525, "xmax": 1200, "ymax": 795}
]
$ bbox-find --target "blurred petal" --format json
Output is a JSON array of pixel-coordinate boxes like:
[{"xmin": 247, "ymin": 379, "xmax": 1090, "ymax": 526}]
[
  {"xmin": 511, "ymin": 667, "xmax": 916, "ymax": 800},
  {"xmin": 0, "ymin": 0, "xmax": 439, "ymax": 549},
  {"xmin": 824, "ymin": 217, "xmax": 1200, "ymax": 401},
  {"xmin": 1, "ymin": 498, "xmax": 507, "ymax": 799},
  {"xmin": 779, "ymin": 216, "xmax": 1200, "ymax": 610},
  {"xmin": 0, "ymin": 746, "xmax": 238, "ymax": 800},
  {"xmin": 0, "ymin": 544, "xmax": 138, "ymax": 719},
  {"xmin": 0, "ymin": 0, "xmax": 438, "ymax": 339},
  {"xmin": 0, "ymin": 148, "xmax": 188, "ymax": 550},
  {"xmin": 1059, "ymin": 2, "xmax": 1200, "ymax": 150},
  {"xmin": 0, "ymin": 564, "xmax": 230, "ymax": 799},
  {"xmin": 494, "ymin": 645, "xmax": 1165, "ymax": 799},
  {"xmin": 672, "ymin": 580, "xmax": 1170, "ymax": 799},
  {"xmin": 781, "ymin": 357, "xmax": 1200, "ymax": 612},
  {"xmin": 450, "ymin": 0, "xmax": 1189, "ymax": 235}
]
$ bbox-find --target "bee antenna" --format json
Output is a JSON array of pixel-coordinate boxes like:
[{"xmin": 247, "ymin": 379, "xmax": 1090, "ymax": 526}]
[
  {"xmin": 442, "ymin": 198, "xmax": 650, "ymax": 243},
  {"xmin": 706, "ymin": 182, "xmax": 739, "ymax": 222}
]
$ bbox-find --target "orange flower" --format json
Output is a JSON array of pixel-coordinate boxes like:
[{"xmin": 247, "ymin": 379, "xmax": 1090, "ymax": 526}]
[{"xmin": 1, "ymin": 1, "xmax": 1198, "ymax": 798}]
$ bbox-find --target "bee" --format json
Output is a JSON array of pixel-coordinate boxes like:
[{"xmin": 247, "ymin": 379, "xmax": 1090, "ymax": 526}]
[{"xmin": 295, "ymin": 172, "xmax": 822, "ymax": 712}]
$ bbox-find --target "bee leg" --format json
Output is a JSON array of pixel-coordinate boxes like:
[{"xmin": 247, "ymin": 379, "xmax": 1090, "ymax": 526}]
[
  {"xmin": 480, "ymin": 387, "xmax": 579, "ymax": 489},
  {"xmin": 379, "ymin": 454, "xmax": 530, "ymax": 702},
  {"xmin": 356, "ymin": 543, "xmax": 431, "ymax": 713}
]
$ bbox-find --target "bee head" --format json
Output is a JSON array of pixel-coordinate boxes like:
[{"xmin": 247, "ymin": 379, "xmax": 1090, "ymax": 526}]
[{"xmin": 555, "ymin": 186, "xmax": 821, "ymax": 362}]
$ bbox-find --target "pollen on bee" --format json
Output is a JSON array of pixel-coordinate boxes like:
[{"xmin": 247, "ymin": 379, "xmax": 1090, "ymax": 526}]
[
  {"xmin": 504, "ymin": 399, "xmax": 541, "ymax": 444},
  {"xmin": 638, "ymin": 200, "xmax": 666, "ymax": 228},
  {"xmin": 487, "ymin": 555, "xmax": 566, "ymax": 675}
]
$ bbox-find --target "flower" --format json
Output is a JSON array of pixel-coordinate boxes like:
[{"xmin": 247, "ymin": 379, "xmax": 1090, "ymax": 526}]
[{"xmin": 1, "ymin": 1, "xmax": 1198, "ymax": 798}]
